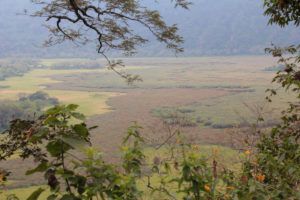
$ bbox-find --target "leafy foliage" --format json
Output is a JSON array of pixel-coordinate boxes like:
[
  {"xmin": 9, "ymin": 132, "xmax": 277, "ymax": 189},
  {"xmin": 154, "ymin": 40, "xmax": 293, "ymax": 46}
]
[
  {"xmin": 30, "ymin": 0, "xmax": 189, "ymax": 55},
  {"xmin": 238, "ymin": 2, "xmax": 300, "ymax": 197},
  {"xmin": 0, "ymin": 105, "xmax": 149, "ymax": 199},
  {"xmin": 264, "ymin": 0, "xmax": 300, "ymax": 27}
]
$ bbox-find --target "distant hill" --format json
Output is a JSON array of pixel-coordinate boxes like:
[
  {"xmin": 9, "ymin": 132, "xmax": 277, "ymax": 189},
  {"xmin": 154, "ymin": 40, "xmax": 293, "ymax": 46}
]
[{"xmin": 0, "ymin": 0, "xmax": 299, "ymax": 58}]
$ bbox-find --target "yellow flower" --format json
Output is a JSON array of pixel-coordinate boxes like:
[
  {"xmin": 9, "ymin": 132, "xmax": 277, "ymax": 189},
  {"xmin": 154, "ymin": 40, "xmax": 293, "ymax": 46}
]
[
  {"xmin": 244, "ymin": 150, "xmax": 251, "ymax": 155},
  {"xmin": 256, "ymin": 173, "xmax": 265, "ymax": 182},
  {"xmin": 204, "ymin": 184, "xmax": 211, "ymax": 192}
]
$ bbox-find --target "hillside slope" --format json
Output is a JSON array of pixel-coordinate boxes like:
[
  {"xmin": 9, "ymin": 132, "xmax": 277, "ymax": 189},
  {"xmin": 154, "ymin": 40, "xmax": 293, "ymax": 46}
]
[{"xmin": 0, "ymin": 0, "xmax": 299, "ymax": 57}]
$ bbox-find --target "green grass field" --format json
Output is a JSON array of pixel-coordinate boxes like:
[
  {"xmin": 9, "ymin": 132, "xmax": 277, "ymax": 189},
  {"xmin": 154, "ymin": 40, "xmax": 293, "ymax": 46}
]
[
  {"xmin": 152, "ymin": 86, "xmax": 295, "ymax": 129},
  {"xmin": 0, "ymin": 69, "xmax": 121, "ymax": 116},
  {"xmin": 141, "ymin": 144, "xmax": 243, "ymax": 199},
  {"xmin": 144, "ymin": 144, "xmax": 242, "ymax": 171},
  {"xmin": 54, "ymin": 56, "xmax": 278, "ymax": 89}
]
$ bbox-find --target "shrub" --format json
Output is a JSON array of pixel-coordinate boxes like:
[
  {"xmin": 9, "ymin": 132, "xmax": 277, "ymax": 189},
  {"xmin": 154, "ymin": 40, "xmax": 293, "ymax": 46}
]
[{"xmin": 211, "ymin": 123, "xmax": 233, "ymax": 129}]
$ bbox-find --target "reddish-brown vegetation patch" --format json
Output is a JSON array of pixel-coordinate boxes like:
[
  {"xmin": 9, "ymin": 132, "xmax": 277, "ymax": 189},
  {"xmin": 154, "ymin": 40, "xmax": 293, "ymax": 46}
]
[{"xmin": 88, "ymin": 88, "xmax": 232, "ymax": 159}]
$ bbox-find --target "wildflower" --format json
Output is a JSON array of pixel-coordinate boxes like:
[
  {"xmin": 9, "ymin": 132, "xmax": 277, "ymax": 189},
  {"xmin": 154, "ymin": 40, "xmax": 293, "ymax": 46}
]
[
  {"xmin": 244, "ymin": 150, "xmax": 251, "ymax": 155},
  {"xmin": 204, "ymin": 184, "xmax": 211, "ymax": 192},
  {"xmin": 256, "ymin": 173, "xmax": 265, "ymax": 182}
]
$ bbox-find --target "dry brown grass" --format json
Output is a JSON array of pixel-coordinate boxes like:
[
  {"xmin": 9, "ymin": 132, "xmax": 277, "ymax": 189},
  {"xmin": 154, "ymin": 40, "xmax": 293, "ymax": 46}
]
[{"xmin": 88, "ymin": 88, "xmax": 232, "ymax": 159}]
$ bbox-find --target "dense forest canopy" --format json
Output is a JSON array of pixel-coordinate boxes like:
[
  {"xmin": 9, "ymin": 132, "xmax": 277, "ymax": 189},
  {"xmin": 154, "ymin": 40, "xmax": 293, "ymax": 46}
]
[{"xmin": 0, "ymin": 0, "xmax": 299, "ymax": 58}]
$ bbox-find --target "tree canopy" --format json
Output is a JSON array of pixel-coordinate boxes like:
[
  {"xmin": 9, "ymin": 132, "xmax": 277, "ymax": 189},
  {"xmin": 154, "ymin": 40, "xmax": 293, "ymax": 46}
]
[
  {"xmin": 31, "ymin": 0, "xmax": 191, "ymax": 56},
  {"xmin": 264, "ymin": 0, "xmax": 300, "ymax": 27}
]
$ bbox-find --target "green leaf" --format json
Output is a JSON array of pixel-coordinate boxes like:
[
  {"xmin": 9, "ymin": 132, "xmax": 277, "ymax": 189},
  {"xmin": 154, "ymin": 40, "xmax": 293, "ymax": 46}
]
[
  {"xmin": 46, "ymin": 140, "xmax": 67, "ymax": 157},
  {"xmin": 71, "ymin": 112, "xmax": 85, "ymax": 120},
  {"xmin": 66, "ymin": 104, "xmax": 79, "ymax": 111},
  {"xmin": 60, "ymin": 194, "xmax": 80, "ymax": 200},
  {"xmin": 61, "ymin": 136, "xmax": 87, "ymax": 149},
  {"xmin": 164, "ymin": 162, "xmax": 171, "ymax": 173},
  {"xmin": 44, "ymin": 116, "xmax": 61, "ymax": 126},
  {"xmin": 46, "ymin": 105, "xmax": 63, "ymax": 115},
  {"xmin": 73, "ymin": 124, "xmax": 89, "ymax": 137},
  {"xmin": 59, "ymin": 169, "xmax": 74, "ymax": 179},
  {"xmin": 26, "ymin": 188, "xmax": 45, "ymax": 200},
  {"xmin": 76, "ymin": 176, "xmax": 86, "ymax": 195},
  {"xmin": 249, "ymin": 183, "xmax": 256, "ymax": 193},
  {"xmin": 26, "ymin": 161, "xmax": 49, "ymax": 175},
  {"xmin": 47, "ymin": 194, "xmax": 58, "ymax": 200},
  {"xmin": 30, "ymin": 127, "xmax": 49, "ymax": 143},
  {"xmin": 182, "ymin": 165, "xmax": 191, "ymax": 180},
  {"xmin": 6, "ymin": 194, "xmax": 19, "ymax": 200}
]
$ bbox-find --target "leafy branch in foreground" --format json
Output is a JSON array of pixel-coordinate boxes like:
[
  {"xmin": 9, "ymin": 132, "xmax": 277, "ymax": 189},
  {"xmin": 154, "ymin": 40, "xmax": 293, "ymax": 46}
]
[
  {"xmin": 264, "ymin": 0, "xmax": 300, "ymax": 27},
  {"xmin": 0, "ymin": 106, "xmax": 147, "ymax": 200},
  {"xmin": 31, "ymin": 0, "xmax": 189, "ymax": 55},
  {"xmin": 27, "ymin": 0, "xmax": 190, "ymax": 84}
]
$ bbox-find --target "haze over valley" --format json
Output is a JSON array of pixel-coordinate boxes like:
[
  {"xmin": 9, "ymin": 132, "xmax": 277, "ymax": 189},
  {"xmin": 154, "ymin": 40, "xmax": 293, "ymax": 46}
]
[{"xmin": 0, "ymin": 1, "xmax": 299, "ymax": 199}]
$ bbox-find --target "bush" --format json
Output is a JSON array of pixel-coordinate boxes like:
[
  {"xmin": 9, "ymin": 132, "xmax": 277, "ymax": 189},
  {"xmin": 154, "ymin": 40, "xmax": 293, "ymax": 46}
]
[
  {"xmin": 204, "ymin": 121, "xmax": 212, "ymax": 126},
  {"xmin": 177, "ymin": 108, "xmax": 195, "ymax": 114},
  {"xmin": 211, "ymin": 123, "xmax": 233, "ymax": 129}
]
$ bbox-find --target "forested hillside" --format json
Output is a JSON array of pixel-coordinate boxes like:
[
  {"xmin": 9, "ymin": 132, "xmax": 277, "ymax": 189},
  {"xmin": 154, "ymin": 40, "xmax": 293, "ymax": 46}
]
[{"xmin": 1, "ymin": 0, "xmax": 299, "ymax": 57}]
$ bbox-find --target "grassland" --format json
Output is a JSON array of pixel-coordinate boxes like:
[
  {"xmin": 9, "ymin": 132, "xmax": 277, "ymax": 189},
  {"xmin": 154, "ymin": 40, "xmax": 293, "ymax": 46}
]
[
  {"xmin": 46, "ymin": 56, "xmax": 279, "ymax": 90},
  {"xmin": 144, "ymin": 144, "xmax": 242, "ymax": 171},
  {"xmin": 0, "ymin": 69, "xmax": 121, "ymax": 116},
  {"xmin": 141, "ymin": 144, "xmax": 243, "ymax": 199},
  {"xmin": 152, "ymin": 87, "xmax": 295, "ymax": 129},
  {"xmin": 0, "ymin": 56, "xmax": 295, "ymax": 198}
]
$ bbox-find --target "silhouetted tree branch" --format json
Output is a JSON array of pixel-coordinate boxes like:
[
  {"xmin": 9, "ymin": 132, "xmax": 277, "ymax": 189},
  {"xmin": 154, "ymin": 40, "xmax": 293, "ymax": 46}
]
[{"xmin": 29, "ymin": 0, "xmax": 190, "ymax": 83}]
